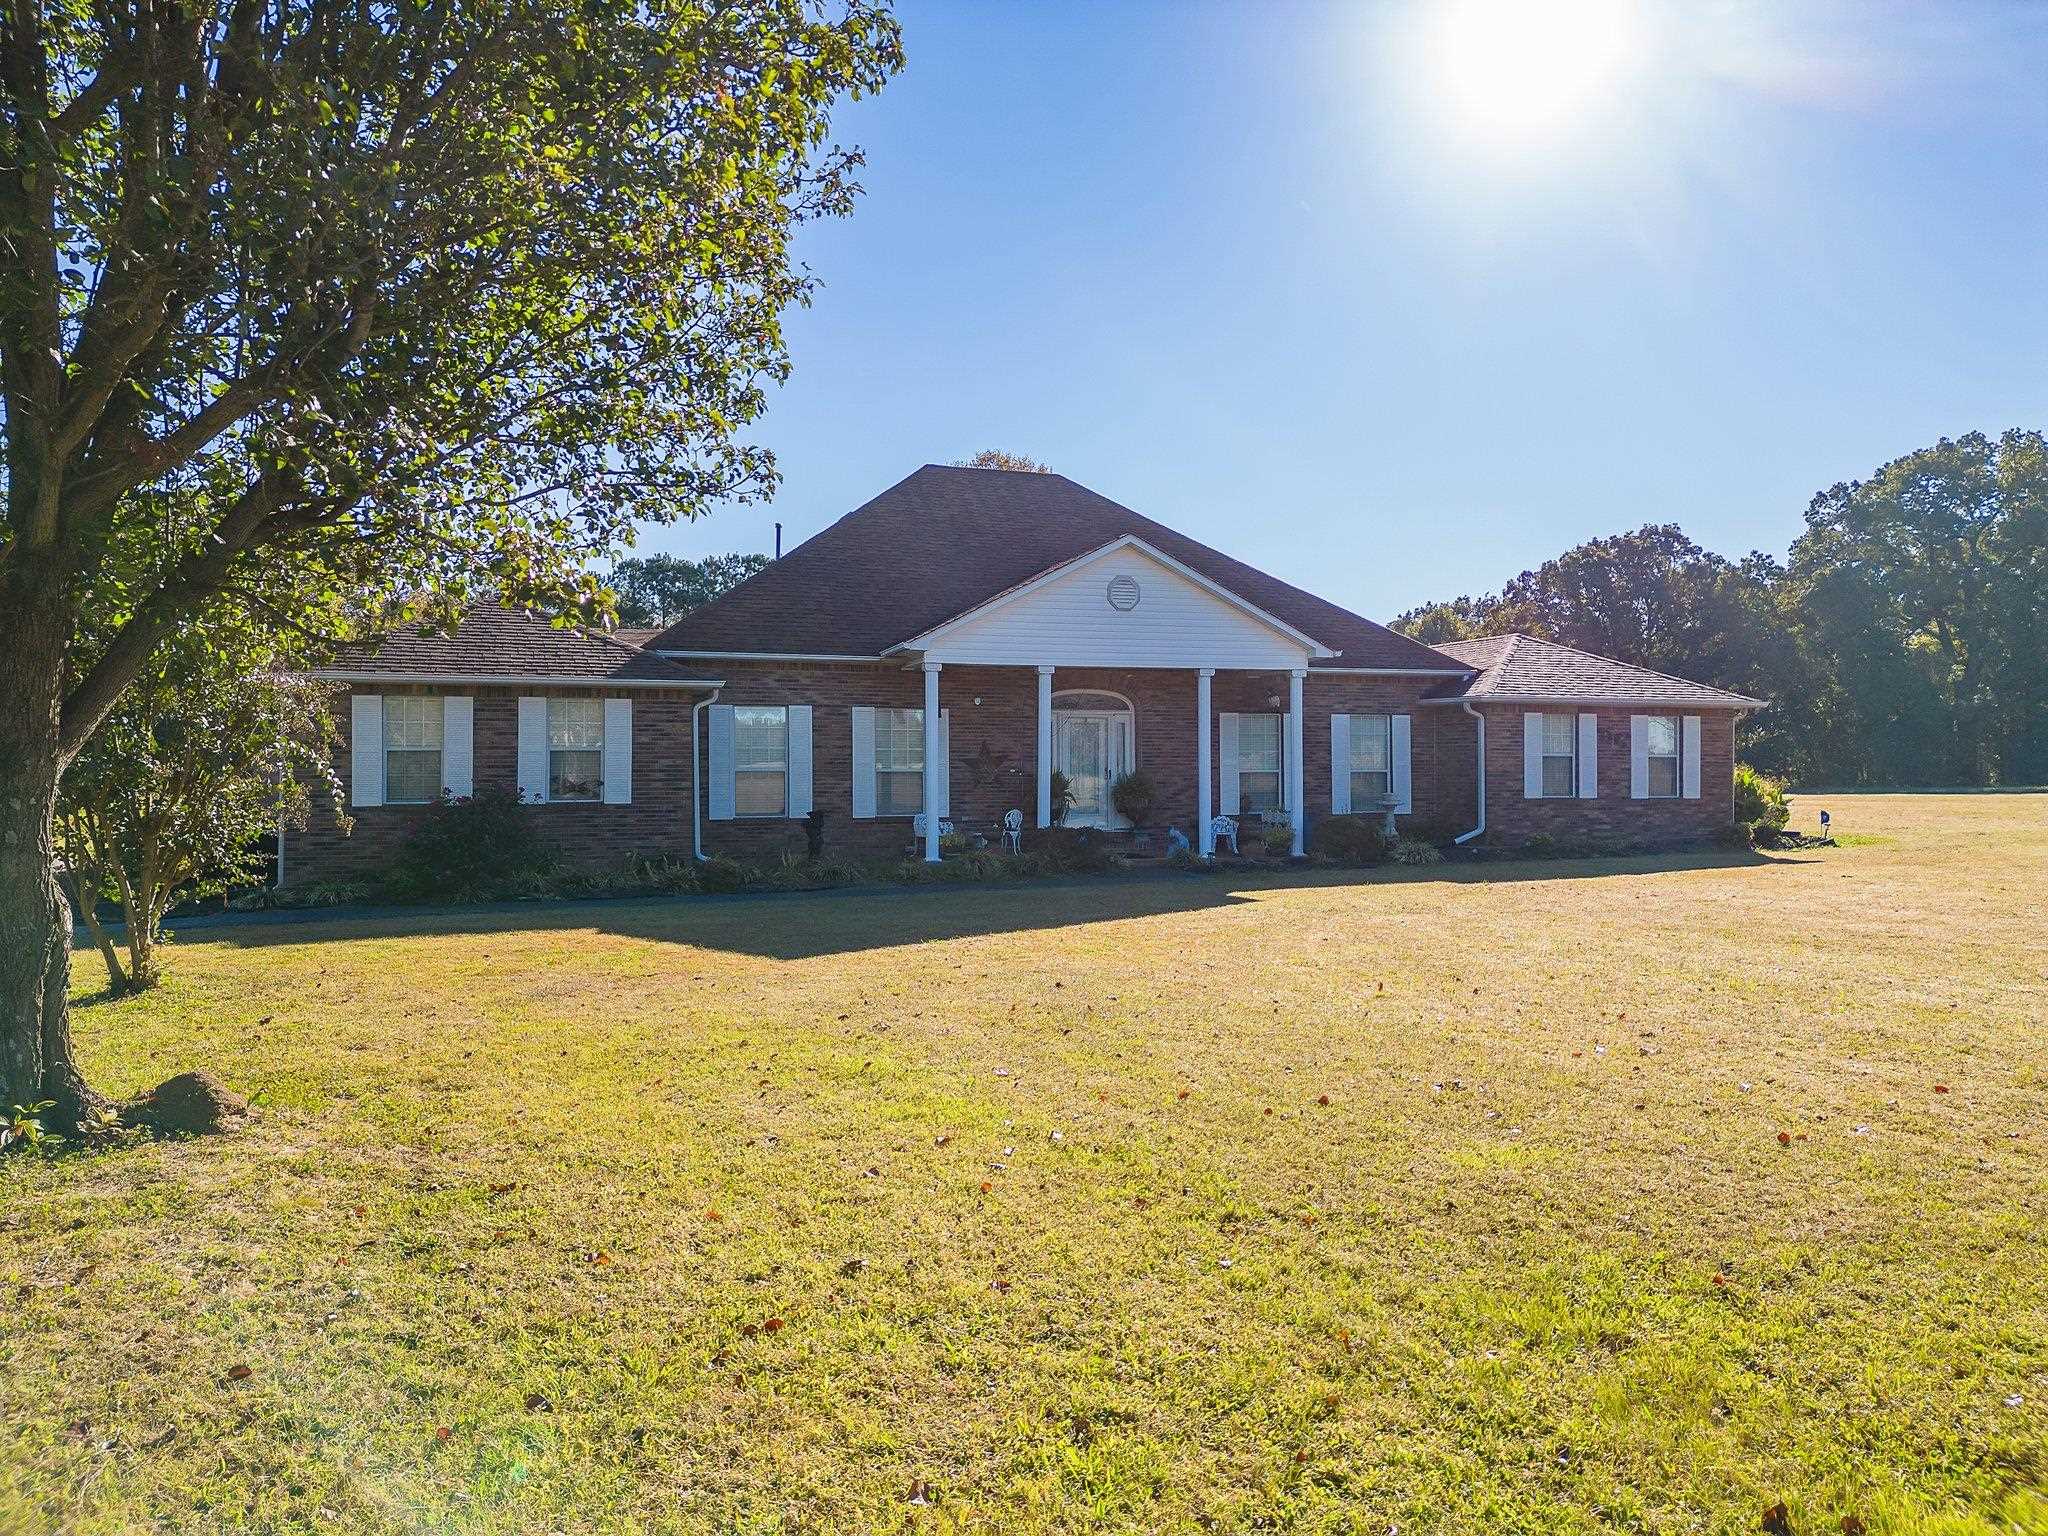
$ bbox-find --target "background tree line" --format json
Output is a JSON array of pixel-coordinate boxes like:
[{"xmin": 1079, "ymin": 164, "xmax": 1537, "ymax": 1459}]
[{"xmin": 1393, "ymin": 430, "xmax": 2048, "ymax": 787}]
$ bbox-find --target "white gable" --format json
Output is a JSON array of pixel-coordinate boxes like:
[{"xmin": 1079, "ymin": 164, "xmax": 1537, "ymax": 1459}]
[{"xmin": 913, "ymin": 540, "xmax": 1321, "ymax": 669}]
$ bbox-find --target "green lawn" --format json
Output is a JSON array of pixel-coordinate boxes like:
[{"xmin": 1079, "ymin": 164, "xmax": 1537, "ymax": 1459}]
[{"xmin": 4, "ymin": 793, "xmax": 2044, "ymax": 1535}]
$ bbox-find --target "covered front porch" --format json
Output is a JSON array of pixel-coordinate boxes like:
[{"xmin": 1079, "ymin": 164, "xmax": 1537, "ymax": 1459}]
[
  {"xmin": 881, "ymin": 532, "xmax": 1347, "ymax": 862},
  {"xmin": 907, "ymin": 659, "xmax": 1313, "ymax": 862}
]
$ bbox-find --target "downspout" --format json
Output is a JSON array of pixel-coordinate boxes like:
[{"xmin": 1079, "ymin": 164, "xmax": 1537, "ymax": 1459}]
[
  {"xmin": 691, "ymin": 686, "xmax": 722, "ymax": 861},
  {"xmin": 1454, "ymin": 702, "xmax": 1486, "ymax": 845}
]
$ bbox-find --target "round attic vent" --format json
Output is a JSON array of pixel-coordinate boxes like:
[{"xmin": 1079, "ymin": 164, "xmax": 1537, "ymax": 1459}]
[{"xmin": 1106, "ymin": 574, "xmax": 1142, "ymax": 612}]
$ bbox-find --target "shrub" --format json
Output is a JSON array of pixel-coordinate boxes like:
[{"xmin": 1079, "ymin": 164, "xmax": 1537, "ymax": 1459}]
[
  {"xmin": 1022, "ymin": 824, "xmax": 1115, "ymax": 873},
  {"xmin": 386, "ymin": 787, "xmax": 558, "ymax": 901},
  {"xmin": 1259, "ymin": 819, "xmax": 1296, "ymax": 856},
  {"xmin": 1733, "ymin": 764, "xmax": 1791, "ymax": 842},
  {"xmin": 1308, "ymin": 814, "xmax": 1389, "ymax": 866},
  {"xmin": 695, "ymin": 855, "xmax": 748, "ymax": 894},
  {"xmin": 1388, "ymin": 836, "xmax": 1442, "ymax": 866},
  {"xmin": 1109, "ymin": 768, "xmax": 1158, "ymax": 827}
]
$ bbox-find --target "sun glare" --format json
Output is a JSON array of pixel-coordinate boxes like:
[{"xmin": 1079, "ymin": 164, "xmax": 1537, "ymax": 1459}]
[{"xmin": 1416, "ymin": 0, "xmax": 1651, "ymax": 145}]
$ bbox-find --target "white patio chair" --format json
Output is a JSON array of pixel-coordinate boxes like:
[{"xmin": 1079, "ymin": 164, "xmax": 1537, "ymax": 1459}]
[
  {"xmin": 1001, "ymin": 809, "xmax": 1023, "ymax": 853},
  {"xmin": 1209, "ymin": 815, "xmax": 1239, "ymax": 856}
]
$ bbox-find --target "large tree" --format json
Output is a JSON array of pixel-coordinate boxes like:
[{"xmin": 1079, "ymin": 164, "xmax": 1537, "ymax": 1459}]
[
  {"xmin": 1788, "ymin": 431, "xmax": 2047, "ymax": 785},
  {"xmin": 610, "ymin": 550, "xmax": 770, "ymax": 627},
  {"xmin": 0, "ymin": 2, "xmax": 900, "ymax": 1127}
]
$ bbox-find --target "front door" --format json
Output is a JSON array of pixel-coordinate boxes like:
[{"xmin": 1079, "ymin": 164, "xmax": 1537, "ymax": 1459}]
[{"xmin": 1055, "ymin": 711, "xmax": 1132, "ymax": 827}]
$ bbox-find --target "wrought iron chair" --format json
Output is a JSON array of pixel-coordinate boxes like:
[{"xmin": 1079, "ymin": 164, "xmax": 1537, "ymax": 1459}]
[{"xmin": 1001, "ymin": 809, "xmax": 1023, "ymax": 853}]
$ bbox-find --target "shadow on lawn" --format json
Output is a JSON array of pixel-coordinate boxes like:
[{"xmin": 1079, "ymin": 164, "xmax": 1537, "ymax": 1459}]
[{"xmin": 181, "ymin": 847, "xmax": 1805, "ymax": 963}]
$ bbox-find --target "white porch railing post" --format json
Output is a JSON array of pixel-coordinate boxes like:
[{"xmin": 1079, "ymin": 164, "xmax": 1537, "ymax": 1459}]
[
  {"xmin": 1196, "ymin": 668, "xmax": 1214, "ymax": 857},
  {"xmin": 1287, "ymin": 669, "xmax": 1306, "ymax": 857},
  {"xmin": 922, "ymin": 662, "xmax": 943, "ymax": 862},
  {"xmin": 1035, "ymin": 665, "xmax": 1054, "ymax": 828}
]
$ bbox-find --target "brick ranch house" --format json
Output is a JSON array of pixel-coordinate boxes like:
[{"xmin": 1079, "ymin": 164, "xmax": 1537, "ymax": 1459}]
[{"xmin": 286, "ymin": 465, "xmax": 1762, "ymax": 884}]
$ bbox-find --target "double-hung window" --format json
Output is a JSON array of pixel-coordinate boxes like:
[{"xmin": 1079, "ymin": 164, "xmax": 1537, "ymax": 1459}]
[
  {"xmin": 1645, "ymin": 715, "xmax": 1680, "ymax": 797},
  {"xmin": 384, "ymin": 696, "xmax": 443, "ymax": 804},
  {"xmin": 1349, "ymin": 714, "xmax": 1392, "ymax": 807},
  {"xmin": 1541, "ymin": 712, "xmax": 1577, "ymax": 797},
  {"xmin": 548, "ymin": 697, "xmax": 604, "ymax": 802},
  {"xmin": 874, "ymin": 707, "xmax": 925, "ymax": 816},
  {"xmin": 1239, "ymin": 713, "xmax": 1283, "ymax": 813},
  {"xmin": 733, "ymin": 706, "xmax": 789, "ymax": 816}
]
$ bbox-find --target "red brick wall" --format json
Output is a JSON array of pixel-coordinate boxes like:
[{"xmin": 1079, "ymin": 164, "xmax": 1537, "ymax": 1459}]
[
  {"xmin": 285, "ymin": 684, "xmax": 700, "ymax": 887},
  {"xmin": 699, "ymin": 663, "xmax": 1467, "ymax": 859},
  {"xmin": 1473, "ymin": 703, "xmax": 1740, "ymax": 847},
  {"xmin": 286, "ymin": 673, "xmax": 1743, "ymax": 885}
]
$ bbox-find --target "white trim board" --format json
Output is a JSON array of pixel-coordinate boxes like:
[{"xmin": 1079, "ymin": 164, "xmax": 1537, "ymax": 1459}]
[
  {"xmin": 313, "ymin": 671, "xmax": 724, "ymax": 690},
  {"xmin": 886, "ymin": 535, "xmax": 1340, "ymax": 661},
  {"xmin": 1419, "ymin": 693, "xmax": 1765, "ymax": 710}
]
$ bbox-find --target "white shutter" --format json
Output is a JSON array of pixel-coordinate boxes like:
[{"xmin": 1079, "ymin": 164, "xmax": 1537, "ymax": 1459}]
[
  {"xmin": 1391, "ymin": 713, "xmax": 1412, "ymax": 814},
  {"xmin": 1329, "ymin": 714, "xmax": 1351, "ymax": 814},
  {"xmin": 706, "ymin": 704, "xmax": 735, "ymax": 821},
  {"xmin": 1682, "ymin": 715, "xmax": 1703, "ymax": 800},
  {"xmin": 1218, "ymin": 713, "xmax": 1241, "ymax": 815},
  {"xmin": 442, "ymin": 696, "xmax": 474, "ymax": 798},
  {"xmin": 517, "ymin": 697, "xmax": 549, "ymax": 803},
  {"xmin": 786, "ymin": 705, "xmax": 813, "ymax": 817},
  {"xmin": 1630, "ymin": 715, "xmax": 1650, "ymax": 800},
  {"xmin": 603, "ymin": 698, "xmax": 632, "ymax": 805},
  {"xmin": 1523, "ymin": 712, "xmax": 1545, "ymax": 800},
  {"xmin": 934, "ymin": 709, "xmax": 951, "ymax": 818},
  {"xmin": 1577, "ymin": 713, "xmax": 1598, "ymax": 799},
  {"xmin": 850, "ymin": 706, "xmax": 876, "ymax": 819},
  {"xmin": 350, "ymin": 694, "xmax": 384, "ymax": 807}
]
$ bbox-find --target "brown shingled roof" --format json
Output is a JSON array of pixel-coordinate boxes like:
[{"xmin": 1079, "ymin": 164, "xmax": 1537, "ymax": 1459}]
[
  {"xmin": 1426, "ymin": 633, "xmax": 1765, "ymax": 708},
  {"xmin": 650, "ymin": 465, "xmax": 1468, "ymax": 672},
  {"xmin": 320, "ymin": 603, "xmax": 715, "ymax": 685}
]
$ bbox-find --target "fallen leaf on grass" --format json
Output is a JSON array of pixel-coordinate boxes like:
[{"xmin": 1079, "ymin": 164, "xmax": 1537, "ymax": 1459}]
[
  {"xmin": 225, "ymin": 1364, "xmax": 252, "ymax": 1383},
  {"xmin": 1778, "ymin": 1131, "xmax": 1792, "ymax": 1146},
  {"xmin": 524, "ymin": 1393, "xmax": 552, "ymax": 1412},
  {"xmin": 979, "ymin": 1181, "xmax": 992, "ymax": 1194},
  {"xmin": 1761, "ymin": 1502, "xmax": 1792, "ymax": 1535},
  {"xmin": 762, "ymin": 1317, "xmax": 785, "ymax": 1333},
  {"xmin": 704, "ymin": 1209, "xmax": 723, "ymax": 1223},
  {"xmin": 907, "ymin": 1478, "xmax": 935, "ymax": 1505},
  {"xmin": 1933, "ymin": 1084, "xmax": 1950, "ymax": 1094},
  {"xmin": 435, "ymin": 1426, "xmax": 451, "ymax": 1442},
  {"xmin": 740, "ymin": 1323, "xmax": 760, "ymax": 1338},
  {"xmin": 586, "ymin": 1250, "xmax": 613, "ymax": 1266},
  {"xmin": 1317, "ymin": 1094, "xmax": 1330, "ymax": 1106},
  {"xmin": 1840, "ymin": 1518, "xmax": 1866, "ymax": 1535},
  {"xmin": 487, "ymin": 1182, "xmax": 515, "ymax": 1196},
  {"xmin": 1177, "ymin": 1088, "xmax": 1191, "ymax": 1101},
  {"xmin": 934, "ymin": 1134, "xmax": 952, "ymax": 1146}
]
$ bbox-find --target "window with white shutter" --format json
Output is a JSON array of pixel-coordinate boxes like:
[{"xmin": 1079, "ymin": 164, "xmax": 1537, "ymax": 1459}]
[
  {"xmin": 733, "ymin": 706, "xmax": 789, "ymax": 816},
  {"xmin": 383, "ymin": 695, "xmax": 444, "ymax": 804}
]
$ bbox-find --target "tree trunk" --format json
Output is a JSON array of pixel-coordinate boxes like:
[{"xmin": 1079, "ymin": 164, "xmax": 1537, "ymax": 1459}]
[
  {"xmin": 64, "ymin": 867, "xmax": 130, "ymax": 996},
  {"xmin": 126, "ymin": 882, "xmax": 164, "ymax": 993},
  {"xmin": 0, "ymin": 573, "xmax": 108, "ymax": 1130}
]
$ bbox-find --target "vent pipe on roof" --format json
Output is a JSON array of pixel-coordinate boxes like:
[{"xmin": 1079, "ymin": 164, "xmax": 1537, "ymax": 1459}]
[{"xmin": 774, "ymin": 522, "xmax": 782, "ymax": 559}]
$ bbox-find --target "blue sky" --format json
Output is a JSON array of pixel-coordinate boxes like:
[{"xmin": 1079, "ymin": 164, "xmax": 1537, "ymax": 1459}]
[{"xmin": 636, "ymin": 0, "xmax": 2048, "ymax": 620}]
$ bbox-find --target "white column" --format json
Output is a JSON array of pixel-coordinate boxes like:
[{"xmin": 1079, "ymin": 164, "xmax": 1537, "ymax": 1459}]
[
  {"xmin": 1196, "ymin": 668, "xmax": 1214, "ymax": 857},
  {"xmin": 922, "ymin": 662, "xmax": 943, "ymax": 862},
  {"xmin": 1035, "ymin": 665, "xmax": 1055, "ymax": 828},
  {"xmin": 1287, "ymin": 669, "xmax": 1306, "ymax": 857}
]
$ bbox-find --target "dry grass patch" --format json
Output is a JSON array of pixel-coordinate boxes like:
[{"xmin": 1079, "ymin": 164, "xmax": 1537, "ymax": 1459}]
[{"xmin": 3, "ymin": 793, "xmax": 2044, "ymax": 1534}]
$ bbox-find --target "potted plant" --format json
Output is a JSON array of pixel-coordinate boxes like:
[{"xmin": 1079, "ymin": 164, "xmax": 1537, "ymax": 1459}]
[
  {"xmin": 1047, "ymin": 769, "xmax": 1075, "ymax": 827},
  {"xmin": 1110, "ymin": 768, "xmax": 1159, "ymax": 850}
]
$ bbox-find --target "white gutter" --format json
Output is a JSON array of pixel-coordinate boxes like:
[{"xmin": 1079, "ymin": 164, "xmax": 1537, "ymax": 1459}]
[
  {"xmin": 691, "ymin": 686, "xmax": 722, "ymax": 860},
  {"xmin": 1454, "ymin": 702, "xmax": 1487, "ymax": 845},
  {"xmin": 311, "ymin": 671, "xmax": 725, "ymax": 690},
  {"xmin": 1417, "ymin": 693, "xmax": 1766, "ymax": 710},
  {"xmin": 656, "ymin": 649, "xmax": 885, "ymax": 663},
  {"xmin": 1314, "ymin": 666, "xmax": 1474, "ymax": 677}
]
